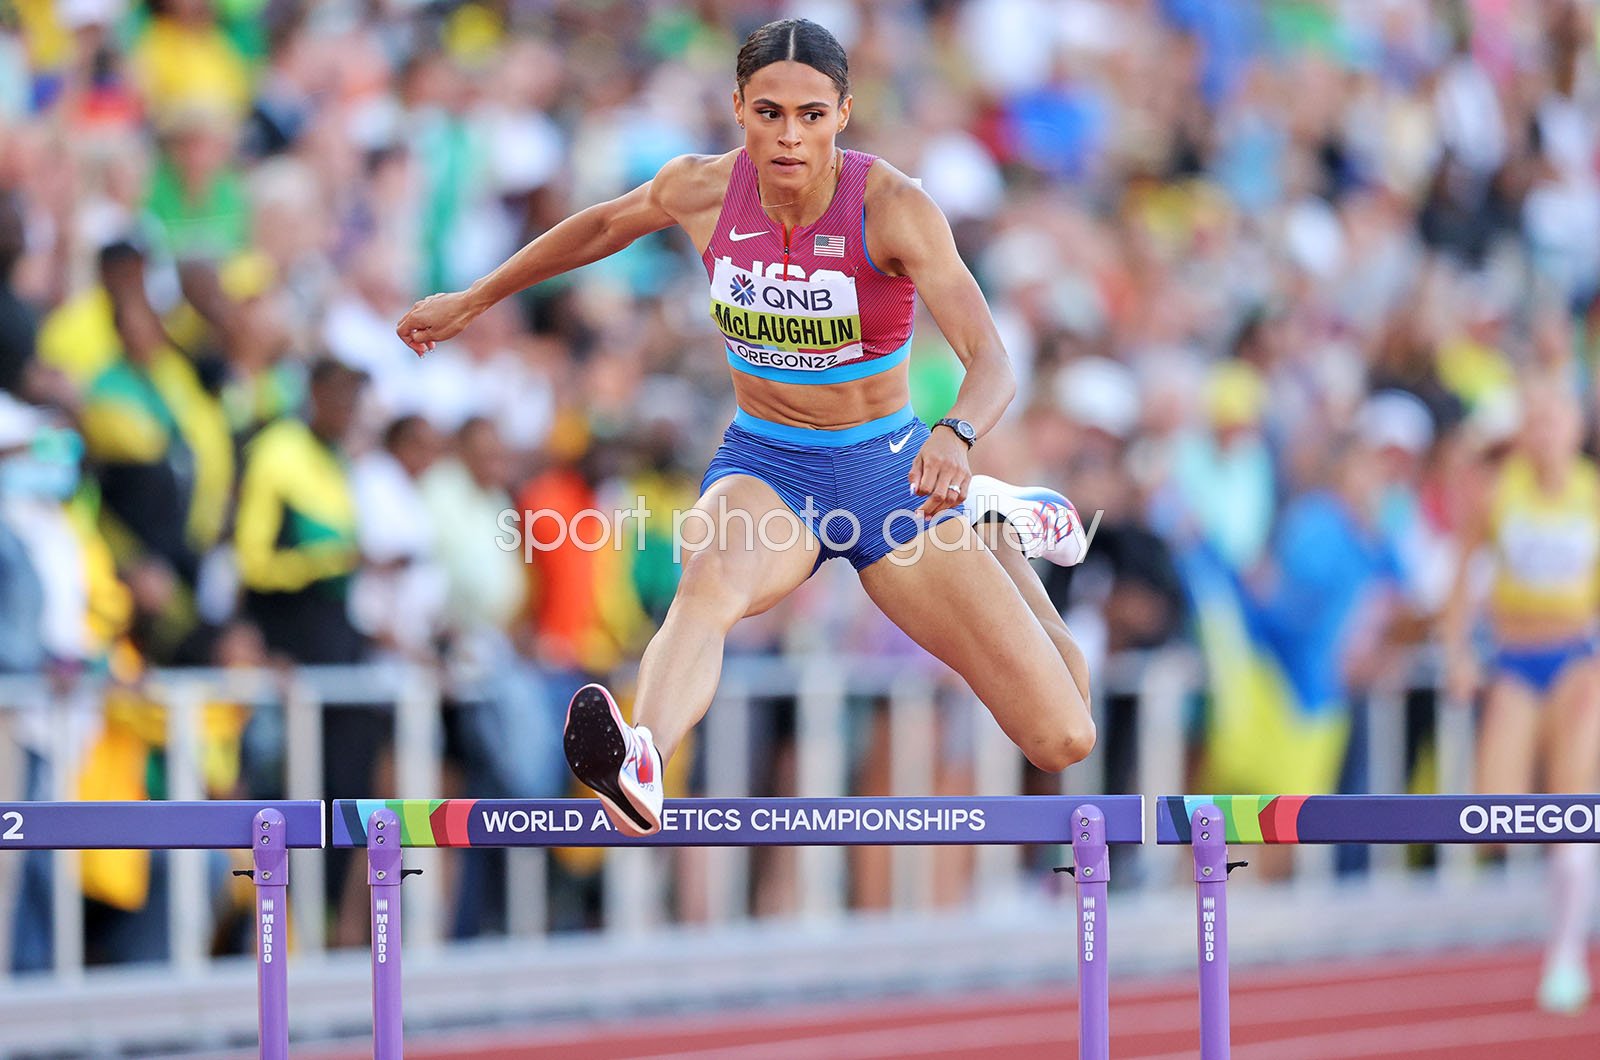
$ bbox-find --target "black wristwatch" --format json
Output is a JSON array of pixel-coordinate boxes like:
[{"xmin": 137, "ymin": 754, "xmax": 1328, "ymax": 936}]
[{"xmin": 934, "ymin": 417, "xmax": 977, "ymax": 449}]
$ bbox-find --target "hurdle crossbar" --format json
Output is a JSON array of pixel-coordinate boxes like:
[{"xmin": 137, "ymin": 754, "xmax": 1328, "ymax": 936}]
[
  {"xmin": 334, "ymin": 796, "xmax": 1142, "ymax": 1060},
  {"xmin": 0, "ymin": 801, "xmax": 322, "ymax": 1060},
  {"xmin": 333, "ymin": 795, "xmax": 1144, "ymax": 848},
  {"xmin": 0, "ymin": 800, "xmax": 325, "ymax": 848},
  {"xmin": 1156, "ymin": 793, "xmax": 1600, "ymax": 845}
]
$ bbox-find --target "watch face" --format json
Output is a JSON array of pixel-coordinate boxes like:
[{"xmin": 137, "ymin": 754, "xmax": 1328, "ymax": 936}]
[{"xmin": 940, "ymin": 419, "xmax": 975, "ymax": 445}]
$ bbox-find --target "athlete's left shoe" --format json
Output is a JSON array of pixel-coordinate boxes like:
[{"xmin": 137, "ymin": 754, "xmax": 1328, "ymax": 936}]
[
  {"xmin": 967, "ymin": 475, "xmax": 1090, "ymax": 566},
  {"xmin": 1539, "ymin": 958, "xmax": 1591, "ymax": 1015},
  {"xmin": 563, "ymin": 683, "xmax": 664, "ymax": 837}
]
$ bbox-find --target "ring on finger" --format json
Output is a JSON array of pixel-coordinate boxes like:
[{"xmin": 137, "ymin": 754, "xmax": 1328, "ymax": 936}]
[{"xmin": 945, "ymin": 484, "xmax": 962, "ymax": 495}]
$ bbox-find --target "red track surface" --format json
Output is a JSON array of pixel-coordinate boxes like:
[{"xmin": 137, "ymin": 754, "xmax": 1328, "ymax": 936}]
[{"xmin": 310, "ymin": 945, "xmax": 1600, "ymax": 1059}]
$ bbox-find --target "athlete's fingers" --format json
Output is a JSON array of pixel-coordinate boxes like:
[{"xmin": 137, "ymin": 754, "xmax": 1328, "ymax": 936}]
[
  {"xmin": 908, "ymin": 453, "xmax": 926, "ymax": 492},
  {"xmin": 401, "ymin": 328, "xmax": 434, "ymax": 356},
  {"xmin": 396, "ymin": 296, "xmax": 441, "ymax": 337},
  {"xmin": 915, "ymin": 458, "xmax": 945, "ymax": 499},
  {"xmin": 920, "ymin": 472, "xmax": 966, "ymax": 516}
]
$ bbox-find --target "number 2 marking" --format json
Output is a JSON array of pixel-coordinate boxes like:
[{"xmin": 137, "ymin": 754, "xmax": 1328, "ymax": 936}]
[{"xmin": 2, "ymin": 811, "xmax": 22, "ymax": 840}]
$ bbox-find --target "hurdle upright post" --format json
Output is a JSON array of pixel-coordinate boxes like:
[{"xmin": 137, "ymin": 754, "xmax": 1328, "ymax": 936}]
[
  {"xmin": 1191, "ymin": 805, "xmax": 1230, "ymax": 1060},
  {"xmin": 369, "ymin": 809, "xmax": 406, "ymax": 1059},
  {"xmin": 1070, "ymin": 804, "xmax": 1109, "ymax": 1060},
  {"xmin": 252, "ymin": 808, "xmax": 290, "ymax": 1060}
]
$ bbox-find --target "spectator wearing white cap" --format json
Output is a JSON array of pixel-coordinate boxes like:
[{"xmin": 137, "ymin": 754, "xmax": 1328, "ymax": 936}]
[
  {"xmin": 1052, "ymin": 355, "xmax": 1140, "ymax": 445},
  {"xmin": 1357, "ymin": 388, "xmax": 1446, "ymax": 616}
]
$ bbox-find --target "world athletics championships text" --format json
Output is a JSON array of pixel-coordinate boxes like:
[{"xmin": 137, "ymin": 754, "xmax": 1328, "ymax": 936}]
[{"xmin": 479, "ymin": 806, "xmax": 988, "ymax": 835}]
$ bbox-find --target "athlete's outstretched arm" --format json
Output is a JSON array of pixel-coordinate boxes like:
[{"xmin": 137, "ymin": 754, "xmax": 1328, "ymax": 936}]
[
  {"xmin": 867, "ymin": 168, "xmax": 1017, "ymax": 516},
  {"xmin": 396, "ymin": 156, "xmax": 699, "ymax": 355}
]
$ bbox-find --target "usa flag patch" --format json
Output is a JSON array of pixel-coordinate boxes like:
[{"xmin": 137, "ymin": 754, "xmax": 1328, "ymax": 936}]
[{"xmin": 814, "ymin": 234, "xmax": 845, "ymax": 257}]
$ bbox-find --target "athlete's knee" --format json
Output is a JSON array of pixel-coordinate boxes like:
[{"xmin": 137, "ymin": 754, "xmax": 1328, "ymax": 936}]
[
  {"xmin": 673, "ymin": 547, "xmax": 755, "ymax": 622},
  {"xmin": 1025, "ymin": 714, "xmax": 1096, "ymax": 773}
]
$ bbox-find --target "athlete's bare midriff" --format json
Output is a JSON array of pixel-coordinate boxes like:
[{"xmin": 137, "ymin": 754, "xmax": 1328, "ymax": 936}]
[
  {"xmin": 673, "ymin": 151, "xmax": 914, "ymax": 432},
  {"xmin": 1491, "ymin": 613, "xmax": 1598, "ymax": 650},
  {"xmin": 730, "ymin": 361, "xmax": 911, "ymax": 429}
]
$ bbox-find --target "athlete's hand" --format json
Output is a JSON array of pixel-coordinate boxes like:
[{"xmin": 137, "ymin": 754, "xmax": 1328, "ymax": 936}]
[
  {"xmin": 396, "ymin": 290, "xmax": 481, "ymax": 356},
  {"xmin": 909, "ymin": 426, "xmax": 971, "ymax": 518}
]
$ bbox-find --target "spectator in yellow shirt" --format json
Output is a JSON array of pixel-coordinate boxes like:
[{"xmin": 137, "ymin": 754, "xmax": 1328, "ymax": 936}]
[{"xmin": 129, "ymin": 0, "xmax": 252, "ymax": 126}]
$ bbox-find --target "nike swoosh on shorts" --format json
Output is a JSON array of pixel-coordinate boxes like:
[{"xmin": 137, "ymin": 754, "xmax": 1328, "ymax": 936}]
[{"xmin": 888, "ymin": 427, "xmax": 916, "ymax": 453}]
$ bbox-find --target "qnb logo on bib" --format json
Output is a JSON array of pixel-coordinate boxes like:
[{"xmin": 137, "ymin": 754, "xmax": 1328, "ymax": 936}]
[{"xmin": 710, "ymin": 259, "xmax": 864, "ymax": 372}]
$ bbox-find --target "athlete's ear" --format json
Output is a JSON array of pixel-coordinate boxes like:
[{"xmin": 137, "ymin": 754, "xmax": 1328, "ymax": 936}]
[
  {"xmin": 733, "ymin": 89, "xmax": 745, "ymax": 129},
  {"xmin": 838, "ymin": 94, "xmax": 852, "ymax": 132}
]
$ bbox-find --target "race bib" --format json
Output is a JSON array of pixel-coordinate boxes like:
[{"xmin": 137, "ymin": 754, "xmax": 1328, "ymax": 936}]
[{"xmin": 710, "ymin": 259, "xmax": 865, "ymax": 372}]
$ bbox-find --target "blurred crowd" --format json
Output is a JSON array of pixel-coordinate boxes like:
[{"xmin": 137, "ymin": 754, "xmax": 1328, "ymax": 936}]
[{"xmin": 2, "ymin": 0, "xmax": 1599, "ymax": 959}]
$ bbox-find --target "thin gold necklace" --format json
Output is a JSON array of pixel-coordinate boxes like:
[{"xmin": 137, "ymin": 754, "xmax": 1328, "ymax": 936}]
[{"xmin": 759, "ymin": 150, "xmax": 840, "ymax": 211}]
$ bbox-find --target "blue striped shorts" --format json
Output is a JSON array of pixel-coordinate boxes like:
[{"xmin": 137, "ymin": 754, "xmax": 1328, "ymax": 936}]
[{"xmin": 700, "ymin": 404, "xmax": 967, "ymax": 572}]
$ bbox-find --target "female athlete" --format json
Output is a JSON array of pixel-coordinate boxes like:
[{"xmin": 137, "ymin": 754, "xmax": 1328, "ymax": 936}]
[
  {"xmin": 397, "ymin": 19, "xmax": 1095, "ymax": 837},
  {"xmin": 1443, "ymin": 375, "xmax": 1600, "ymax": 1013}
]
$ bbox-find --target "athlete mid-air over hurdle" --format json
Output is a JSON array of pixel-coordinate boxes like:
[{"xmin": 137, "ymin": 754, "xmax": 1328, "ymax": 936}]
[{"xmin": 399, "ymin": 18, "xmax": 1095, "ymax": 836}]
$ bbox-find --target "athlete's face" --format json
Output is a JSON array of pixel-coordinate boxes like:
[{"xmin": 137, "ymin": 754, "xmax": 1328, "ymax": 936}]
[
  {"xmin": 734, "ymin": 62, "xmax": 851, "ymax": 191},
  {"xmin": 1522, "ymin": 382, "xmax": 1581, "ymax": 472}
]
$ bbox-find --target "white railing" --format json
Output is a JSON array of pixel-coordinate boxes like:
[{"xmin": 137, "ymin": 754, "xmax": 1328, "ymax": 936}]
[
  {"xmin": 0, "ymin": 662, "xmax": 445, "ymax": 980},
  {"xmin": 0, "ymin": 643, "xmax": 1481, "ymax": 985}
]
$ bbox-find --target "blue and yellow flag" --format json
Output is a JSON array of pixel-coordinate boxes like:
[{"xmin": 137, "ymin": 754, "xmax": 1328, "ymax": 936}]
[{"xmin": 1181, "ymin": 544, "xmax": 1350, "ymax": 795}]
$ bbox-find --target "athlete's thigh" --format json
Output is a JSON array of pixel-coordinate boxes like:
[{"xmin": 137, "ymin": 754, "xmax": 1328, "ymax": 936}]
[
  {"xmin": 1475, "ymin": 675, "xmax": 1541, "ymax": 794},
  {"xmin": 1541, "ymin": 657, "xmax": 1600, "ymax": 793},
  {"xmin": 681, "ymin": 473, "xmax": 819, "ymax": 617},
  {"xmin": 857, "ymin": 516, "xmax": 1077, "ymax": 743}
]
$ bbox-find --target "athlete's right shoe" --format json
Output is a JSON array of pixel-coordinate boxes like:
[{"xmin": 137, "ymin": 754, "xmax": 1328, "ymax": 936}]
[
  {"xmin": 563, "ymin": 683, "xmax": 664, "ymax": 837},
  {"xmin": 967, "ymin": 474, "xmax": 1090, "ymax": 566},
  {"xmin": 1539, "ymin": 958, "xmax": 1591, "ymax": 1015}
]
